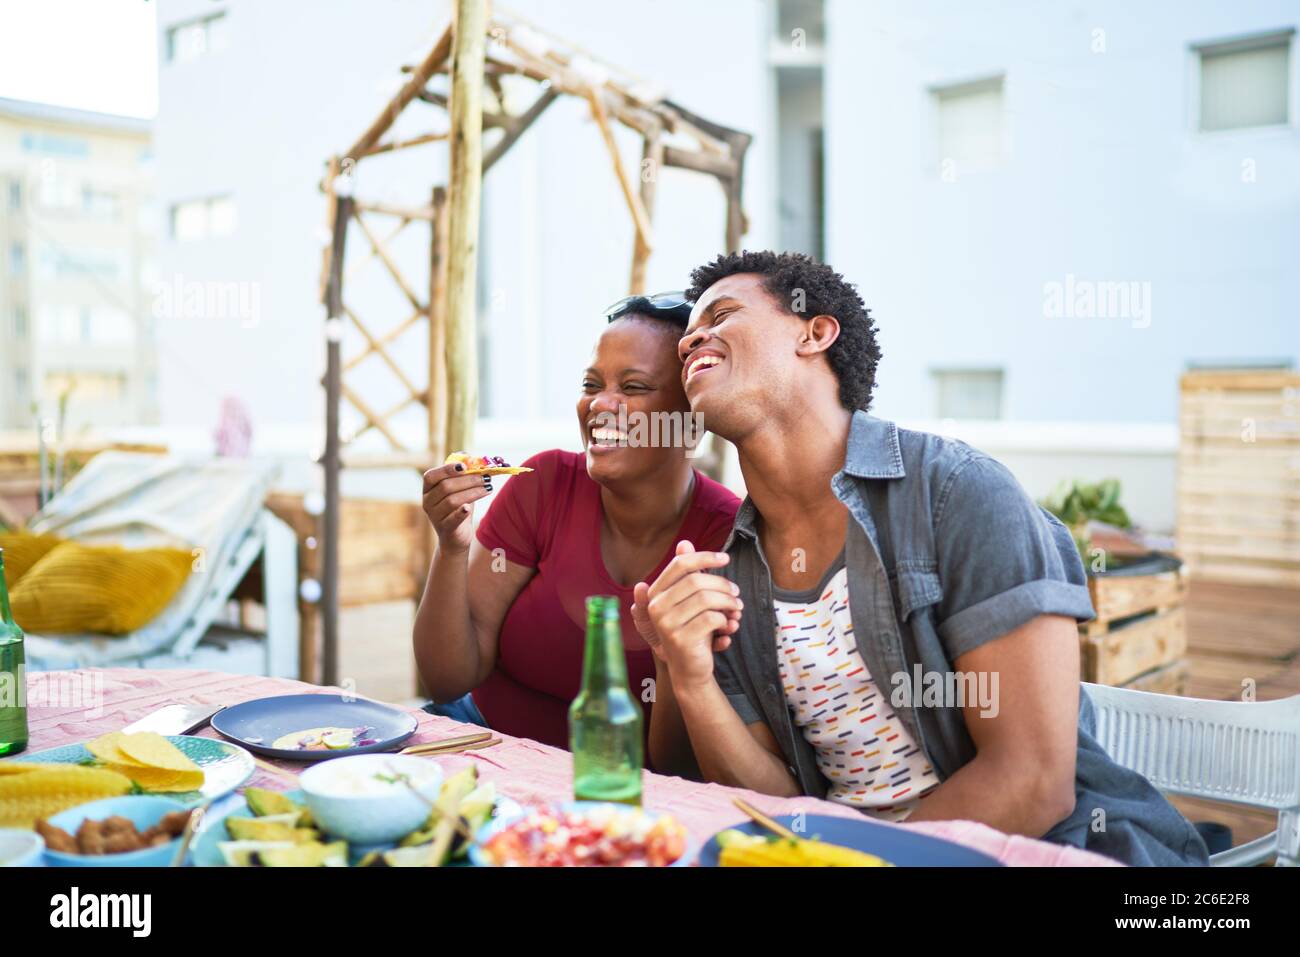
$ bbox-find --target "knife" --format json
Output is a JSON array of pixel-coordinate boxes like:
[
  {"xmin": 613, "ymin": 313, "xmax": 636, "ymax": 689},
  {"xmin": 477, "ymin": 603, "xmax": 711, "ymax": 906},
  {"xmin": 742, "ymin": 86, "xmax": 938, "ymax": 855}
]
[{"xmin": 122, "ymin": 704, "xmax": 223, "ymax": 737}]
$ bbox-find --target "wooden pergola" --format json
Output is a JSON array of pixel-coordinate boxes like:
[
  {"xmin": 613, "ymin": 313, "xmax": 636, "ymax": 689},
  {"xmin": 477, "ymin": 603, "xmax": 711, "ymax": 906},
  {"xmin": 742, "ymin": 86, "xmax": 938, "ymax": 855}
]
[{"xmin": 315, "ymin": 2, "xmax": 751, "ymax": 684}]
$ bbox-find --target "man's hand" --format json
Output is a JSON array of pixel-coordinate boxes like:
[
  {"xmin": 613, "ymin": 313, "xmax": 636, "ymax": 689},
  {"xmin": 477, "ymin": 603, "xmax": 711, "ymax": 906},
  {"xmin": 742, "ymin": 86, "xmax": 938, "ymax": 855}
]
[{"xmin": 632, "ymin": 541, "xmax": 742, "ymax": 685}]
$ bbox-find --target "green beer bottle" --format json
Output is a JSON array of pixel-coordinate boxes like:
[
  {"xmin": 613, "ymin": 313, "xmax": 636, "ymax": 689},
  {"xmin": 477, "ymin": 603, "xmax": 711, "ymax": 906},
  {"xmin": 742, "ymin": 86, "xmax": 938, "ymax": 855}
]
[
  {"xmin": 0, "ymin": 549, "xmax": 28, "ymax": 756},
  {"xmin": 569, "ymin": 595, "xmax": 643, "ymax": 805}
]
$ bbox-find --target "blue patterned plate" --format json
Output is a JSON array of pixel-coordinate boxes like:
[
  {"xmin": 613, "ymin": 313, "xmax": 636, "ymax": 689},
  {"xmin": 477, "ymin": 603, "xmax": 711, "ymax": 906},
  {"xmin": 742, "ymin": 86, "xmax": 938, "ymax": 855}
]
[
  {"xmin": 17, "ymin": 734, "xmax": 254, "ymax": 808},
  {"xmin": 698, "ymin": 813, "xmax": 1001, "ymax": 867}
]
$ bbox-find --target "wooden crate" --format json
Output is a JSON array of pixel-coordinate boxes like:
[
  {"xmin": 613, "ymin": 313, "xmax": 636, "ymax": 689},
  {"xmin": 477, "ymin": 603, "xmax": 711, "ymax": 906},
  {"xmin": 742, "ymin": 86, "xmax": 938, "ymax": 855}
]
[
  {"xmin": 1080, "ymin": 560, "xmax": 1189, "ymax": 688},
  {"xmin": 1178, "ymin": 370, "xmax": 1300, "ymax": 587},
  {"xmin": 266, "ymin": 492, "xmax": 432, "ymax": 686}
]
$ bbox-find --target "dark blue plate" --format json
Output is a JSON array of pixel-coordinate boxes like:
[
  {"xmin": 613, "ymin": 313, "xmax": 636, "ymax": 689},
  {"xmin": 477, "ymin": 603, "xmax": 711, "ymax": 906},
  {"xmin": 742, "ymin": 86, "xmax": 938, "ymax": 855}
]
[
  {"xmin": 210, "ymin": 694, "xmax": 418, "ymax": 762},
  {"xmin": 698, "ymin": 814, "xmax": 1001, "ymax": 867}
]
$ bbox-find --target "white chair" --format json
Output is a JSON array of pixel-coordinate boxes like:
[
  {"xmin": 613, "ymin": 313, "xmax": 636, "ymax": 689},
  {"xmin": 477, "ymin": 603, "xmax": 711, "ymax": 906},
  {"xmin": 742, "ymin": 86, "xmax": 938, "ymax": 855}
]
[{"xmin": 1084, "ymin": 682, "xmax": 1300, "ymax": 866}]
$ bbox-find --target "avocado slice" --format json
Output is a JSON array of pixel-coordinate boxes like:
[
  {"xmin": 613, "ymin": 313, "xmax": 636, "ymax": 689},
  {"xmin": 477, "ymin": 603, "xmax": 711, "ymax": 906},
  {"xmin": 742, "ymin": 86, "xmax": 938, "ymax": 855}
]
[
  {"xmin": 244, "ymin": 787, "xmax": 314, "ymax": 827},
  {"xmin": 218, "ymin": 840, "xmax": 296, "ymax": 867},
  {"xmin": 227, "ymin": 816, "xmax": 321, "ymax": 844},
  {"xmin": 381, "ymin": 844, "xmax": 443, "ymax": 867},
  {"xmin": 254, "ymin": 841, "xmax": 348, "ymax": 867}
]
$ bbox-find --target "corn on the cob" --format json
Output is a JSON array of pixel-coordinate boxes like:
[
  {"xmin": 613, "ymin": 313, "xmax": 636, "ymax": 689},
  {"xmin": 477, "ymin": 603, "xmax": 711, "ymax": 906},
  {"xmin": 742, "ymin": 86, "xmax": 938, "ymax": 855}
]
[
  {"xmin": 718, "ymin": 831, "xmax": 892, "ymax": 867},
  {"xmin": 0, "ymin": 765, "xmax": 133, "ymax": 828}
]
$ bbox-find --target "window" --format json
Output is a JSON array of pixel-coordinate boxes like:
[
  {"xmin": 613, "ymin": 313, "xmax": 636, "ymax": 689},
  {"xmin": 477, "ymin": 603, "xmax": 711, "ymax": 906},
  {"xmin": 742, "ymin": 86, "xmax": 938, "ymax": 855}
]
[
  {"xmin": 19, "ymin": 132, "xmax": 90, "ymax": 158},
  {"xmin": 82, "ymin": 186, "xmax": 121, "ymax": 221},
  {"xmin": 39, "ymin": 305, "xmax": 80, "ymax": 343},
  {"xmin": 776, "ymin": 0, "xmax": 825, "ymax": 50},
  {"xmin": 166, "ymin": 12, "xmax": 229, "ymax": 64},
  {"xmin": 171, "ymin": 196, "xmax": 236, "ymax": 240},
  {"xmin": 933, "ymin": 76, "xmax": 1005, "ymax": 171},
  {"xmin": 36, "ymin": 247, "xmax": 124, "ymax": 282},
  {"xmin": 13, "ymin": 305, "xmax": 27, "ymax": 339},
  {"xmin": 15, "ymin": 368, "xmax": 28, "ymax": 404},
  {"xmin": 39, "ymin": 174, "xmax": 80, "ymax": 210},
  {"xmin": 1197, "ymin": 31, "xmax": 1293, "ymax": 132},
  {"xmin": 208, "ymin": 196, "xmax": 237, "ymax": 236},
  {"xmin": 89, "ymin": 308, "xmax": 134, "ymax": 344},
  {"xmin": 8, "ymin": 180, "xmax": 20, "ymax": 211},
  {"xmin": 9, "ymin": 242, "xmax": 24, "ymax": 277},
  {"xmin": 932, "ymin": 369, "xmax": 1004, "ymax": 420}
]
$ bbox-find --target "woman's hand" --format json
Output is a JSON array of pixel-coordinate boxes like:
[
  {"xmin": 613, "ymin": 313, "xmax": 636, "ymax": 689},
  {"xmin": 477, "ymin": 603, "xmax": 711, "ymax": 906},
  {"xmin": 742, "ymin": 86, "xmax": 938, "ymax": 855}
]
[
  {"xmin": 421, "ymin": 463, "xmax": 493, "ymax": 553},
  {"xmin": 633, "ymin": 541, "xmax": 742, "ymax": 687}
]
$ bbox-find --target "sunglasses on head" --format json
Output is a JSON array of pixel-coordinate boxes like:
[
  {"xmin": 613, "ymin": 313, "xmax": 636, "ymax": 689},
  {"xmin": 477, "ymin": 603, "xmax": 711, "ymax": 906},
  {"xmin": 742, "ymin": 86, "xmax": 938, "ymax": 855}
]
[{"xmin": 602, "ymin": 291, "xmax": 692, "ymax": 324}]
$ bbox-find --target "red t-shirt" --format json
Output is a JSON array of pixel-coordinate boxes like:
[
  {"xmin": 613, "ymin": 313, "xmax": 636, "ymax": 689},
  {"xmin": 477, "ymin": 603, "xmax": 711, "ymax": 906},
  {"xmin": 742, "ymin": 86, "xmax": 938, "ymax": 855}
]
[{"xmin": 472, "ymin": 449, "xmax": 740, "ymax": 751}]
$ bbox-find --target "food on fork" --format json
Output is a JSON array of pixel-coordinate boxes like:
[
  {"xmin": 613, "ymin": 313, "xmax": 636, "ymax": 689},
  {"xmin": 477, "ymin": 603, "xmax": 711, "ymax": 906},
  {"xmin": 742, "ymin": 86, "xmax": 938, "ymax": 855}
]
[{"xmin": 444, "ymin": 451, "xmax": 534, "ymax": 476}]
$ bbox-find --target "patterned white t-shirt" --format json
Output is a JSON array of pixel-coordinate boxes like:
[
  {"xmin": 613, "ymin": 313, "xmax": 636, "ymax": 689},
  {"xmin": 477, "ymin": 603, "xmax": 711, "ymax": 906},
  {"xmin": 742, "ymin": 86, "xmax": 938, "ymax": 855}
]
[{"xmin": 773, "ymin": 559, "xmax": 938, "ymax": 822}]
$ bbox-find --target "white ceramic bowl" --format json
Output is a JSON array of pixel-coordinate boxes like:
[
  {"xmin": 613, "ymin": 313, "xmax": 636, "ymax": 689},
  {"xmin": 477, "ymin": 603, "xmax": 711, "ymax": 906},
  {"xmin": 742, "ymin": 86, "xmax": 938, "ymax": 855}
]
[
  {"xmin": 299, "ymin": 754, "xmax": 444, "ymax": 844},
  {"xmin": 0, "ymin": 829, "xmax": 44, "ymax": 867}
]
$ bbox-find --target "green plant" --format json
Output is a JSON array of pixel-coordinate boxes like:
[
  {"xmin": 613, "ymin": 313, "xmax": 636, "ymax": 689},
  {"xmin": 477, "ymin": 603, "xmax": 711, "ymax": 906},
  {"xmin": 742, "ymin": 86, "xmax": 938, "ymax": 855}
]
[{"xmin": 1040, "ymin": 478, "xmax": 1132, "ymax": 560}]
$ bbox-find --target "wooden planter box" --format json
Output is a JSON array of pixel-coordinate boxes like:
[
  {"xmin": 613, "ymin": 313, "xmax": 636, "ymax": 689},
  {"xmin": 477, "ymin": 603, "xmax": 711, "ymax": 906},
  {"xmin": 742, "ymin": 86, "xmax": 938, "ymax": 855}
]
[
  {"xmin": 1178, "ymin": 370, "xmax": 1300, "ymax": 587},
  {"xmin": 1080, "ymin": 555, "xmax": 1188, "ymax": 691},
  {"xmin": 266, "ymin": 493, "xmax": 431, "ymax": 688}
]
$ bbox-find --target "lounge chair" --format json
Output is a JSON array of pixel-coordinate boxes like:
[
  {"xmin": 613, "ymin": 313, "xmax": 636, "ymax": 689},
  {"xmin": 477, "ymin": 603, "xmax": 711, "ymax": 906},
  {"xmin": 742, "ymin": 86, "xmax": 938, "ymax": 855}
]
[{"xmin": 19, "ymin": 451, "xmax": 298, "ymax": 678}]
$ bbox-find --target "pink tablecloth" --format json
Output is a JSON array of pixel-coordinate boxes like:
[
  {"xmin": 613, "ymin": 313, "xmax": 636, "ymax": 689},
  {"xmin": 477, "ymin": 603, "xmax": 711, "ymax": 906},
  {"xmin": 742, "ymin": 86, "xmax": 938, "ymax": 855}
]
[{"xmin": 20, "ymin": 668, "xmax": 1118, "ymax": 866}]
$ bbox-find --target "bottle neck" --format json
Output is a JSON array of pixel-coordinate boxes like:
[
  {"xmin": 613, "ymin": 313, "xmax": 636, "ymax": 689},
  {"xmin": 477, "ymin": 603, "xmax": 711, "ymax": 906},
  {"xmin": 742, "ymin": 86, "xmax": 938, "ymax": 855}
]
[{"xmin": 580, "ymin": 612, "xmax": 629, "ymax": 693}]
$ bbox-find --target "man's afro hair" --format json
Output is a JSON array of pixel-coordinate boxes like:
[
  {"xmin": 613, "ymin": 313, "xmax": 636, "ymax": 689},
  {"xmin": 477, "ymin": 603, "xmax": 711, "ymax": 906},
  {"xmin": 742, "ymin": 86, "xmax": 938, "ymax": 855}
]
[{"xmin": 685, "ymin": 250, "xmax": 881, "ymax": 411}]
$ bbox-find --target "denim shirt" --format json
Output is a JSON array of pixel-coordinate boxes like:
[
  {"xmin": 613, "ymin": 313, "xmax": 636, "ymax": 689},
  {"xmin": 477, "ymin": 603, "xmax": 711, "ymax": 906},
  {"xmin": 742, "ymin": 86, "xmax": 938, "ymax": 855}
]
[{"xmin": 713, "ymin": 412, "xmax": 1208, "ymax": 866}]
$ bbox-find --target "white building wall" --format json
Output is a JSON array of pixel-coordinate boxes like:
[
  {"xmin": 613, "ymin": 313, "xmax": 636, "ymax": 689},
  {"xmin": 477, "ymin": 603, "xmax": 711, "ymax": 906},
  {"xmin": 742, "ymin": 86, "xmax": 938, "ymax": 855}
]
[{"xmin": 824, "ymin": 0, "xmax": 1300, "ymax": 426}]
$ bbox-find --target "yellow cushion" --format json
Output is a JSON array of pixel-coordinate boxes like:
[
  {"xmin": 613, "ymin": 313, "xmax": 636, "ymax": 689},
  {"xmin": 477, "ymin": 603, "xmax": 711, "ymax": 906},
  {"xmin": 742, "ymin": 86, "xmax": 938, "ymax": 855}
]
[
  {"xmin": 9, "ymin": 541, "xmax": 194, "ymax": 635},
  {"xmin": 0, "ymin": 532, "xmax": 64, "ymax": 589}
]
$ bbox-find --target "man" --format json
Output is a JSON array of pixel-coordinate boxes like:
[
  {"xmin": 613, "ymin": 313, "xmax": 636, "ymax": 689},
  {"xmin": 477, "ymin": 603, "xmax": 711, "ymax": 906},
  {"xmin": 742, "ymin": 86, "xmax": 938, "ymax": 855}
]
[{"xmin": 633, "ymin": 250, "xmax": 1207, "ymax": 866}]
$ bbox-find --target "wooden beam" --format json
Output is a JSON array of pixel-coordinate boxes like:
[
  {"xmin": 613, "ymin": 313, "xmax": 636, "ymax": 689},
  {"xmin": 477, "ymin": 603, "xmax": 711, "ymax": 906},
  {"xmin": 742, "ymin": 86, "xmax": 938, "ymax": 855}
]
[
  {"xmin": 364, "ymin": 130, "xmax": 449, "ymax": 157},
  {"xmin": 353, "ymin": 211, "xmax": 425, "ymax": 312},
  {"xmin": 321, "ymin": 193, "xmax": 353, "ymax": 689},
  {"xmin": 629, "ymin": 127, "xmax": 662, "ymax": 295},
  {"xmin": 343, "ymin": 309, "xmax": 423, "ymax": 373},
  {"xmin": 345, "ymin": 216, "xmax": 412, "ymax": 283},
  {"xmin": 587, "ymin": 88, "xmax": 653, "ymax": 255},
  {"xmin": 483, "ymin": 85, "xmax": 558, "ymax": 174},
  {"xmin": 343, "ymin": 304, "xmax": 425, "ymax": 402},
  {"xmin": 724, "ymin": 133, "xmax": 751, "ymax": 255},
  {"xmin": 429, "ymin": 187, "xmax": 450, "ymax": 459},
  {"xmin": 663, "ymin": 145, "xmax": 738, "ymax": 180},
  {"xmin": 445, "ymin": 0, "xmax": 488, "ymax": 456},
  {"xmin": 340, "ymin": 382, "xmax": 409, "ymax": 450},
  {"xmin": 417, "ymin": 86, "xmax": 512, "ymax": 130},
  {"xmin": 352, "ymin": 200, "xmax": 436, "ymax": 220},
  {"xmin": 345, "ymin": 26, "xmax": 454, "ymax": 161}
]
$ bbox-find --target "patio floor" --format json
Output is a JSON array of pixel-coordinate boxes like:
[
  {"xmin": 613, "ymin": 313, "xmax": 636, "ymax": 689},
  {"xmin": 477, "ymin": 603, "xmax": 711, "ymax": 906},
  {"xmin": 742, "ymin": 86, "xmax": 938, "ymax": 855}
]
[{"xmin": 1166, "ymin": 580, "xmax": 1300, "ymax": 862}]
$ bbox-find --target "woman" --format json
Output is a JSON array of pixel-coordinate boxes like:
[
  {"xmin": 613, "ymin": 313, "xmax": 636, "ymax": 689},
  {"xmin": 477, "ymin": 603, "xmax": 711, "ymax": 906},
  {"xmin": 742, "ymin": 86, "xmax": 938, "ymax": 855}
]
[{"xmin": 413, "ymin": 293, "xmax": 740, "ymax": 753}]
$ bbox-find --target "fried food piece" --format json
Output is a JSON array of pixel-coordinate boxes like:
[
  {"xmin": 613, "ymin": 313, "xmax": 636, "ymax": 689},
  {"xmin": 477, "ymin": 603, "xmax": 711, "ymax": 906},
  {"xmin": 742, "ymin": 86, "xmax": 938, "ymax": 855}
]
[
  {"xmin": 101, "ymin": 815, "xmax": 135, "ymax": 836},
  {"xmin": 77, "ymin": 818, "xmax": 107, "ymax": 855},
  {"xmin": 157, "ymin": 810, "xmax": 192, "ymax": 836},
  {"xmin": 35, "ymin": 819, "xmax": 78, "ymax": 853},
  {"xmin": 100, "ymin": 827, "xmax": 144, "ymax": 854}
]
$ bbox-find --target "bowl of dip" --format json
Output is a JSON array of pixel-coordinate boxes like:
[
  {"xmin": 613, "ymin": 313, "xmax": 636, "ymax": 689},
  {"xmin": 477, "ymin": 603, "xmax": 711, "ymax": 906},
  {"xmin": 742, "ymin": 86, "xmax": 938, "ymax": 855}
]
[{"xmin": 299, "ymin": 754, "xmax": 444, "ymax": 845}]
